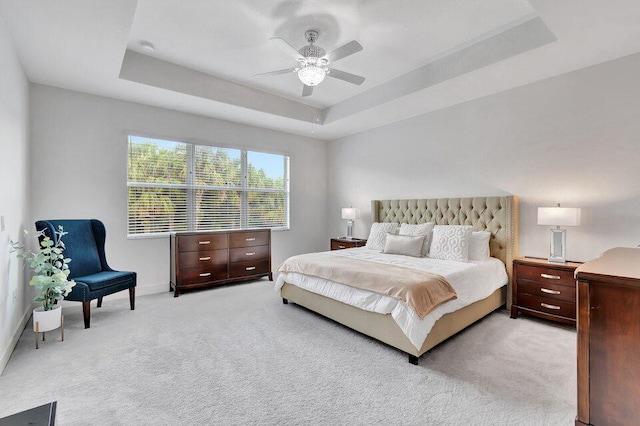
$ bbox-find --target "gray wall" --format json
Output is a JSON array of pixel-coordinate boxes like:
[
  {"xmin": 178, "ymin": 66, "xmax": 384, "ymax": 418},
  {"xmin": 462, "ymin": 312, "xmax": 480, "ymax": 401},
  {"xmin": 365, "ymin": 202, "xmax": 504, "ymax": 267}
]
[
  {"xmin": 29, "ymin": 85, "xmax": 329, "ymax": 297},
  {"xmin": 328, "ymin": 53, "xmax": 640, "ymax": 262},
  {"xmin": 0, "ymin": 17, "xmax": 31, "ymax": 371}
]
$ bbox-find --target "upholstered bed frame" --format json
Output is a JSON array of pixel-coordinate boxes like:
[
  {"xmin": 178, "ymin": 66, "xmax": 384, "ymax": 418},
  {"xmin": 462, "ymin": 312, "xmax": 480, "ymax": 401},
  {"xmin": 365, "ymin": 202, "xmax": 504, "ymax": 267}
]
[{"xmin": 280, "ymin": 195, "xmax": 519, "ymax": 364}]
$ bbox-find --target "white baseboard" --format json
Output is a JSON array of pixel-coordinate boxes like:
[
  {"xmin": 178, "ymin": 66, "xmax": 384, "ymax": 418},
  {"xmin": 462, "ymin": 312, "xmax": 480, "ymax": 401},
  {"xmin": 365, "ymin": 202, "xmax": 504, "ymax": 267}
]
[{"xmin": 0, "ymin": 305, "xmax": 33, "ymax": 375}]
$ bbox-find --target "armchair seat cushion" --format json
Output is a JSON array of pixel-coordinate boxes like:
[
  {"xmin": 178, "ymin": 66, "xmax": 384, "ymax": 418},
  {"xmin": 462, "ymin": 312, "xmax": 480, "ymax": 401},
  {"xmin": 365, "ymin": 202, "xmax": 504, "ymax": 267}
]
[{"xmin": 74, "ymin": 270, "xmax": 136, "ymax": 291}]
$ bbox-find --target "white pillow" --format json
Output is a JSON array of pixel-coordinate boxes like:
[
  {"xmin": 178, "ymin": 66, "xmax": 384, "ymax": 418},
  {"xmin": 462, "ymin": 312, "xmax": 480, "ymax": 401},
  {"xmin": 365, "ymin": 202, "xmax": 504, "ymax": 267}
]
[
  {"xmin": 383, "ymin": 234, "xmax": 425, "ymax": 257},
  {"xmin": 365, "ymin": 222, "xmax": 399, "ymax": 251},
  {"xmin": 469, "ymin": 231, "xmax": 491, "ymax": 261},
  {"xmin": 428, "ymin": 225, "xmax": 474, "ymax": 262},
  {"xmin": 399, "ymin": 222, "xmax": 435, "ymax": 256}
]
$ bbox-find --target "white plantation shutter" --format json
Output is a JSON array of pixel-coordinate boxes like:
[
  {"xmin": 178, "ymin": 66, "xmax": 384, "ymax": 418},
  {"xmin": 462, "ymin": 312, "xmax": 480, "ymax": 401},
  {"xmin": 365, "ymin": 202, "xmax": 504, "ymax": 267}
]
[{"xmin": 127, "ymin": 136, "xmax": 289, "ymax": 236}]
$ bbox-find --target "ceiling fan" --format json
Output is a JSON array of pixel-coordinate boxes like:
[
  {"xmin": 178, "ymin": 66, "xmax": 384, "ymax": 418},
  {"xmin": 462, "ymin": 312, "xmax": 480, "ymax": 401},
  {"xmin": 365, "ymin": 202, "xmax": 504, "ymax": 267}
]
[{"xmin": 255, "ymin": 30, "xmax": 365, "ymax": 97}]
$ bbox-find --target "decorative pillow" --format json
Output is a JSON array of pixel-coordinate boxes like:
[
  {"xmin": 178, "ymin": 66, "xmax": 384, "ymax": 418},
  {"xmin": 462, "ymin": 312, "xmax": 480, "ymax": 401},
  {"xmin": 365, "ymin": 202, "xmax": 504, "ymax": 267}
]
[
  {"xmin": 399, "ymin": 222, "xmax": 435, "ymax": 256},
  {"xmin": 365, "ymin": 222, "xmax": 399, "ymax": 251},
  {"xmin": 468, "ymin": 231, "xmax": 491, "ymax": 261},
  {"xmin": 428, "ymin": 225, "xmax": 474, "ymax": 262},
  {"xmin": 383, "ymin": 234, "xmax": 425, "ymax": 257}
]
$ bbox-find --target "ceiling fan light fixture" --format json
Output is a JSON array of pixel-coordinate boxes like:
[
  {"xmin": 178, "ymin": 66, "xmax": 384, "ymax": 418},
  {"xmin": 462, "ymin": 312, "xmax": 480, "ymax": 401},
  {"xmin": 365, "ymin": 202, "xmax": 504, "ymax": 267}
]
[{"xmin": 298, "ymin": 65, "xmax": 326, "ymax": 86}]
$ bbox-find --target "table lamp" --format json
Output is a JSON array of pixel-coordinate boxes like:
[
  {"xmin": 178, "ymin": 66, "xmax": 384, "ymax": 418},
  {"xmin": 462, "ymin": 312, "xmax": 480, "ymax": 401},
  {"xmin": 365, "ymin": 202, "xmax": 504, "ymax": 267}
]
[
  {"xmin": 341, "ymin": 207, "xmax": 359, "ymax": 240},
  {"xmin": 537, "ymin": 204, "xmax": 581, "ymax": 263}
]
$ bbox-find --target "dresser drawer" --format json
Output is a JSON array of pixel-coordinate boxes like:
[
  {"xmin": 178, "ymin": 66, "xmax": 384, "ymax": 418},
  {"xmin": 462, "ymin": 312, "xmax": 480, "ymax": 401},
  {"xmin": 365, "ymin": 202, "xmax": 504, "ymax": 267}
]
[
  {"xmin": 229, "ymin": 231, "xmax": 269, "ymax": 248},
  {"xmin": 178, "ymin": 249, "xmax": 228, "ymax": 269},
  {"xmin": 516, "ymin": 264, "xmax": 575, "ymax": 287},
  {"xmin": 229, "ymin": 245, "xmax": 269, "ymax": 263},
  {"xmin": 517, "ymin": 279, "xmax": 576, "ymax": 303},
  {"xmin": 517, "ymin": 293, "xmax": 576, "ymax": 319},
  {"xmin": 178, "ymin": 265, "xmax": 228, "ymax": 285},
  {"xmin": 229, "ymin": 259, "xmax": 270, "ymax": 278},
  {"xmin": 178, "ymin": 234, "xmax": 227, "ymax": 252}
]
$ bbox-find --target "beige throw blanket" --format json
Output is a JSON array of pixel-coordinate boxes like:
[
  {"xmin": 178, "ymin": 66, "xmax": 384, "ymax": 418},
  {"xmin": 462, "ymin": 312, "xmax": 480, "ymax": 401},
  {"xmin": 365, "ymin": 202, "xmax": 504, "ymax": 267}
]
[{"xmin": 278, "ymin": 253, "xmax": 457, "ymax": 319}]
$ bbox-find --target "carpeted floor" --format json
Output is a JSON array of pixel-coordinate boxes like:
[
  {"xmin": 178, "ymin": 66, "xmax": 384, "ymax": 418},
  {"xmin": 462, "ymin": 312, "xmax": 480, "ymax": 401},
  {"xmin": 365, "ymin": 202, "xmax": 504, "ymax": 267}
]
[{"xmin": 0, "ymin": 280, "xmax": 576, "ymax": 425}]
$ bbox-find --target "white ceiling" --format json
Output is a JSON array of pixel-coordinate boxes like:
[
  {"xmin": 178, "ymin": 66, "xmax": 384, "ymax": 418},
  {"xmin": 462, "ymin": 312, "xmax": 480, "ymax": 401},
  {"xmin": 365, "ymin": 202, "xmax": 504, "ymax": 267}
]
[{"xmin": 2, "ymin": 0, "xmax": 640, "ymax": 140}]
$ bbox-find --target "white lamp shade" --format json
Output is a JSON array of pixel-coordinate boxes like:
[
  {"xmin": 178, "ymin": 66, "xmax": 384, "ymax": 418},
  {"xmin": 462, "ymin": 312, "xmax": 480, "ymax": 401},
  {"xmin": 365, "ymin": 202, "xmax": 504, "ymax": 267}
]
[
  {"xmin": 341, "ymin": 208, "xmax": 358, "ymax": 220},
  {"xmin": 537, "ymin": 207, "xmax": 581, "ymax": 226}
]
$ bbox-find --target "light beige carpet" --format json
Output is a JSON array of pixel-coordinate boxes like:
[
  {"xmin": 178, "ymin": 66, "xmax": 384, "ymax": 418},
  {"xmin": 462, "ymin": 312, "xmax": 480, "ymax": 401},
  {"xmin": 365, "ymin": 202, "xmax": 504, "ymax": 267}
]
[{"xmin": 0, "ymin": 281, "xmax": 576, "ymax": 425}]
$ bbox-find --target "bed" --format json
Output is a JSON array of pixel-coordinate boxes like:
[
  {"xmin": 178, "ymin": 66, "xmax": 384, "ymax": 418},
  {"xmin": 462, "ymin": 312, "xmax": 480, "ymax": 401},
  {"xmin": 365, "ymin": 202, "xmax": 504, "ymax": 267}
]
[{"xmin": 277, "ymin": 196, "xmax": 518, "ymax": 364}]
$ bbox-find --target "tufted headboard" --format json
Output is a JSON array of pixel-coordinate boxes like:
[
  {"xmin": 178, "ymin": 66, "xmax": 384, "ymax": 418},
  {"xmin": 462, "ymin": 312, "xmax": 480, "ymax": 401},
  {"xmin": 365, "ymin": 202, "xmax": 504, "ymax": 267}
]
[{"xmin": 372, "ymin": 196, "xmax": 519, "ymax": 306}]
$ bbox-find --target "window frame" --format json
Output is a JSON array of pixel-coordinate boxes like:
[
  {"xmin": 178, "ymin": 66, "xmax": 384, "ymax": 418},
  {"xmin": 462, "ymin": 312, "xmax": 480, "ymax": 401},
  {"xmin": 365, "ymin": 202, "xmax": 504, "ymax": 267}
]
[{"xmin": 127, "ymin": 135, "xmax": 290, "ymax": 238}]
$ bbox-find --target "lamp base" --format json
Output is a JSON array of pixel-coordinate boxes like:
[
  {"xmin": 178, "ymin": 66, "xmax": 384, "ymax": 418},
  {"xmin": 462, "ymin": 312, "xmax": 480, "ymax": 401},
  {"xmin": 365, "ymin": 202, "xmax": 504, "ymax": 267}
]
[
  {"xmin": 346, "ymin": 220, "xmax": 354, "ymax": 240},
  {"xmin": 548, "ymin": 228, "xmax": 567, "ymax": 265}
]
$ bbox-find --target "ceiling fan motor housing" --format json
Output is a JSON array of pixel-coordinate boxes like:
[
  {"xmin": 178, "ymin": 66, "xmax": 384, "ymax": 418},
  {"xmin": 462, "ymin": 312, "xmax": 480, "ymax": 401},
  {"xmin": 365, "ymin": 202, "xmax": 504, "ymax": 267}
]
[{"xmin": 299, "ymin": 45, "xmax": 326, "ymax": 61}]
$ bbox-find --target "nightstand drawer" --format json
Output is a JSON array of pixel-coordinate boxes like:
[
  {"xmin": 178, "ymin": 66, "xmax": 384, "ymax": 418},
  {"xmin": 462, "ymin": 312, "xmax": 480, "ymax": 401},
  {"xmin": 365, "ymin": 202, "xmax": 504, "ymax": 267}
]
[
  {"xmin": 331, "ymin": 239, "xmax": 367, "ymax": 250},
  {"xmin": 516, "ymin": 264, "xmax": 575, "ymax": 287},
  {"xmin": 518, "ymin": 293, "xmax": 576, "ymax": 319},
  {"xmin": 517, "ymin": 279, "xmax": 576, "ymax": 303}
]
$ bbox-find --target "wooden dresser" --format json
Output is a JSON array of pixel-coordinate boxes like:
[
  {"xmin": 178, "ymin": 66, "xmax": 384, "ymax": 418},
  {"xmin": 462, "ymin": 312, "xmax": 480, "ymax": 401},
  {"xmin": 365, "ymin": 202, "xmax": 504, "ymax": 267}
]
[
  {"xmin": 511, "ymin": 257, "xmax": 581, "ymax": 325},
  {"xmin": 575, "ymin": 247, "xmax": 640, "ymax": 426},
  {"xmin": 170, "ymin": 229, "xmax": 272, "ymax": 297}
]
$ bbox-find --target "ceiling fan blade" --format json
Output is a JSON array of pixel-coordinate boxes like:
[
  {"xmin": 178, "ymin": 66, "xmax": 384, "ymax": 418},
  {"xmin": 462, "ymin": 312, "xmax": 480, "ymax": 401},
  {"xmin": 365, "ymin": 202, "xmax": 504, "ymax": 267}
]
[
  {"xmin": 254, "ymin": 68, "xmax": 296, "ymax": 77},
  {"xmin": 327, "ymin": 68, "xmax": 365, "ymax": 85},
  {"xmin": 270, "ymin": 37, "xmax": 304, "ymax": 61},
  {"xmin": 323, "ymin": 40, "xmax": 363, "ymax": 63},
  {"xmin": 302, "ymin": 84, "xmax": 313, "ymax": 97}
]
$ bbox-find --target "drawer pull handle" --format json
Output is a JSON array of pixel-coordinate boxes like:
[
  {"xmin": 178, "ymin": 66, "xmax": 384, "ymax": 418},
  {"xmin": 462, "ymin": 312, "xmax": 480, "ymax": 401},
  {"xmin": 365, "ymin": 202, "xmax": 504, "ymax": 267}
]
[
  {"xmin": 541, "ymin": 288, "xmax": 561, "ymax": 295},
  {"xmin": 246, "ymin": 237, "xmax": 256, "ymax": 242},
  {"xmin": 246, "ymin": 266, "xmax": 256, "ymax": 271},
  {"xmin": 199, "ymin": 272, "xmax": 211, "ymax": 277},
  {"xmin": 198, "ymin": 241, "xmax": 211, "ymax": 245},
  {"xmin": 199, "ymin": 257, "xmax": 211, "ymax": 261},
  {"xmin": 540, "ymin": 273, "xmax": 561, "ymax": 280},
  {"xmin": 541, "ymin": 302, "xmax": 560, "ymax": 310},
  {"xmin": 338, "ymin": 245, "xmax": 346, "ymax": 249},
  {"xmin": 246, "ymin": 252, "xmax": 256, "ymax": 256}
]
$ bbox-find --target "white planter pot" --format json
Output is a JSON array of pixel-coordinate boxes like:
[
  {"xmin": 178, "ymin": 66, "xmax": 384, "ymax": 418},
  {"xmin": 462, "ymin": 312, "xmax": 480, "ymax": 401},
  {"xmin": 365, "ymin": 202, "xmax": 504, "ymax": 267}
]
[{"xmin": 32, "ymin": 305, "xmax": 62, "ymax": 332}]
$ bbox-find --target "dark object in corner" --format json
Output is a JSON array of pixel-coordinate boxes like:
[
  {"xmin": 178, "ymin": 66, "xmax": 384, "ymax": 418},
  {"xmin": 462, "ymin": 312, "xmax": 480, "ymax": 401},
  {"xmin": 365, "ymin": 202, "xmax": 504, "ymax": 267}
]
[
  {"xmin": 35, "ymin": 219, "xmax": 136, "ymax": 329},
  {"xmin": 0, "ymin": 401, "xmax": 56, "ymax": 425},
  {"xmin": 282, "ymin": 298, "xmax": 288, "ymax": 304},
  {"xmin": 408, "ymin": 354, "xmax": 419, "ymax": 365}
]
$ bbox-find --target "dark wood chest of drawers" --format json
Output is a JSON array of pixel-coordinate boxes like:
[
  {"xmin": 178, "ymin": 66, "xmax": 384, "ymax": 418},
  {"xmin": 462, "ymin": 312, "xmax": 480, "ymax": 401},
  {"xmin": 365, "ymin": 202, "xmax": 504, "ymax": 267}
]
[
  {"xmin": 170, "ymin": 229, "xmax": 272, "ymax": 297},
  {"xmin": 511, "ymin": 257, "xmax": 581, "ymax": 325},
  {"xmin": 575, "ymin": 248, "xmax": 640, "ymax": 426}
]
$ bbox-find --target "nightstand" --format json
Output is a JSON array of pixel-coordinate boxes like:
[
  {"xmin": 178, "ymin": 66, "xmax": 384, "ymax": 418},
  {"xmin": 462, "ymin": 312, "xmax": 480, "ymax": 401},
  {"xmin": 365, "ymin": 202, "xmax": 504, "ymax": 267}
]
[
  {"xmin": 511, "ymin": 257, "xmax": 582, "ymax": 326},
  {"xmin": 330, "ymin": 238, "xmax": 367, "ymax": 250}
]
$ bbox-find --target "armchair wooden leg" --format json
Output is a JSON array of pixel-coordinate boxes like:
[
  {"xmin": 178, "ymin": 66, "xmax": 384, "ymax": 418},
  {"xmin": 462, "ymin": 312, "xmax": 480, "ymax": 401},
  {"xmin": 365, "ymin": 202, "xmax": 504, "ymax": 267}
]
[
  {"xmin": 97, "ymin": 297, "xmax": 103, "ymax": 308},
  {"xmin": 129, "ymin": 287, "xmax": 135, "ymax": 310},
  {"xmin": 82, "ymin": 301, "xmax": 91, "ymax": 329}
]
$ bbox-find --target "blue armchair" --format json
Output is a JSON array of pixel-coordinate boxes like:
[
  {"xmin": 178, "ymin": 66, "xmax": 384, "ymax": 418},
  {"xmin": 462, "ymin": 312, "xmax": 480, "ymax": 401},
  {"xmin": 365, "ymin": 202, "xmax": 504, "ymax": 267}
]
[{"xmin": 35, "ymin": 219, "xmax": 136, "ymax": 328}]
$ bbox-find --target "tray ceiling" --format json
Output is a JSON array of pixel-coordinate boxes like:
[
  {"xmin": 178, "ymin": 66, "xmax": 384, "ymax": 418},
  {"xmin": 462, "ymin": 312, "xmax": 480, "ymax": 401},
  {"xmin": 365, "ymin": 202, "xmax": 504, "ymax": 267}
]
[{"xmin": 2, "ymin": 0, "xmax": 640, "ymax": 140}]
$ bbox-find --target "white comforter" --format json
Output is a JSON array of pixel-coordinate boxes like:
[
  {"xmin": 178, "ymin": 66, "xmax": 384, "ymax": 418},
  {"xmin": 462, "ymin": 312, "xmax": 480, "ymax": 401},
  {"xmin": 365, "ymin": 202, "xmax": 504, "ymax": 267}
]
[{"xmin": 275, "ymin": 247, "xmax": 508, "ymax": 350}]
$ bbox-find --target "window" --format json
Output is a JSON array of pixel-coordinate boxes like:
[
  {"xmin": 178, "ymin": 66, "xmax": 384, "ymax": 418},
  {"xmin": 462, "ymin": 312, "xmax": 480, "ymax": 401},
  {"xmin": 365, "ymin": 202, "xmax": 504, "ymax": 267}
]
[{"xmin": 127, "ymin": 136, "xmax": 289, "ymax": 236}]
